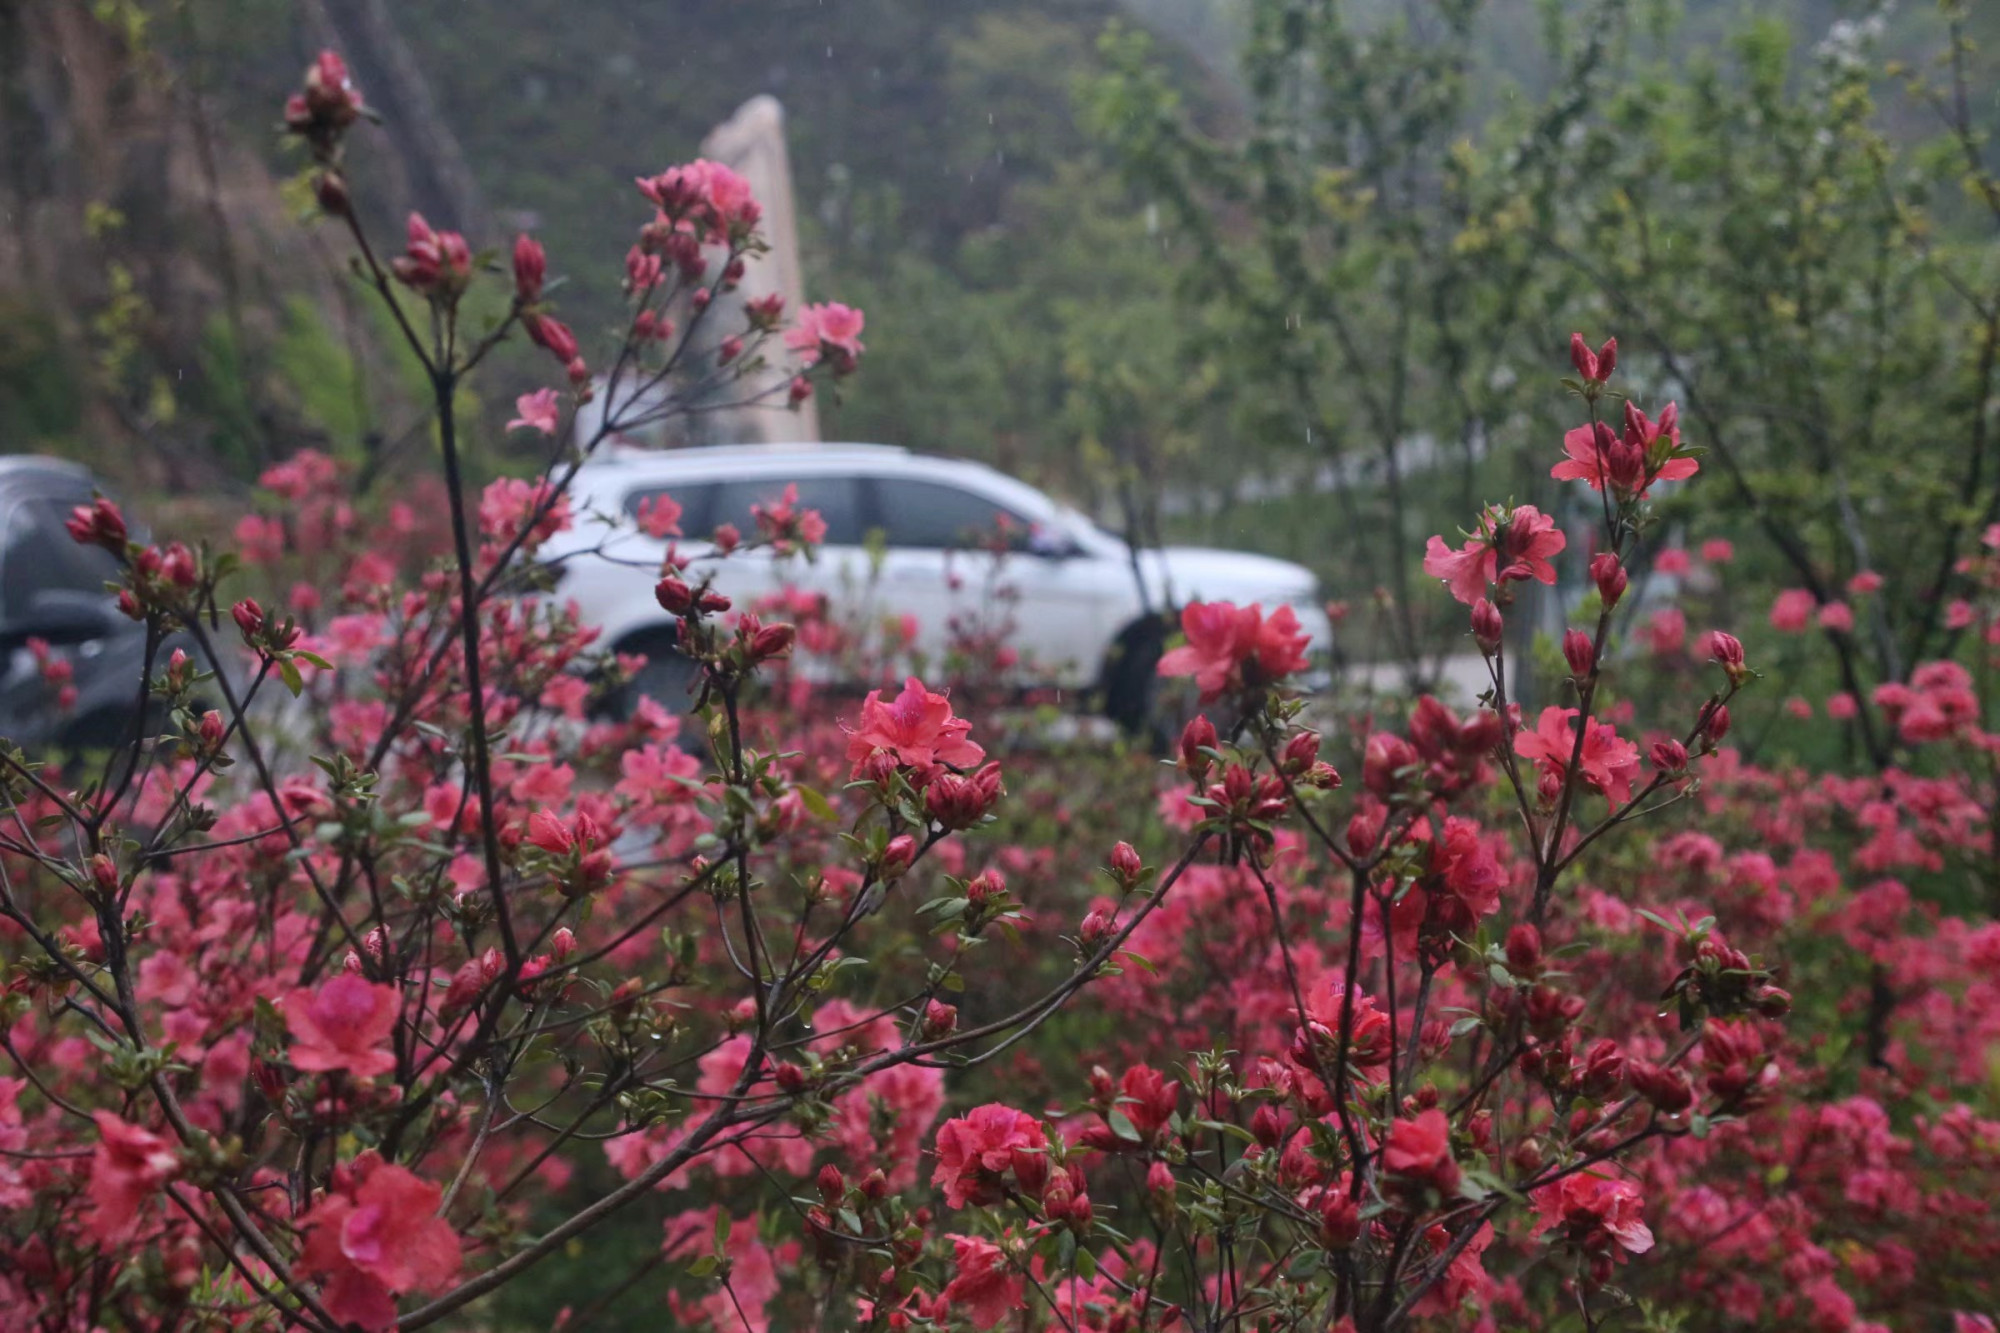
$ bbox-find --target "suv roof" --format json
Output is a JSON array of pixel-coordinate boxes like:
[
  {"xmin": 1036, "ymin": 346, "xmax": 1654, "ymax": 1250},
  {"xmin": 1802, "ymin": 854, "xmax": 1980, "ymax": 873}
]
[
  {"xmin": 0, "ymin": 456, "xmax": 93, "ymax": 488},
  {"xmin": 582, "ymin": 442, "xmax": 910, "ymax": 469}
]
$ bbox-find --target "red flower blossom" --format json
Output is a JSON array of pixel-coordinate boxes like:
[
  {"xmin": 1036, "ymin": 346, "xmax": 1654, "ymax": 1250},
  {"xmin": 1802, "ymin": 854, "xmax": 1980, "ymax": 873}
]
[
  {"xmin": 931, "ymin": 1104, "xmax": 1042, "ymax": 1208},
  {"xmin": 844, "ymin": 677, "xmax": 984, "ymax": 778},
  {"xmin": 285, "ymin": 974, "xmax": 399, "ymax": 1079},
  {"xmin": 1423, "ymin": 504, "xmax": 1567, "ymax": 606},
  {"xmin": 1156, "ymin": 600, "xmax": 1311, "ymax": 702},
  {"xmin": 87, "ymin": 1112, "xmax": 180, "ymax": 1240},
  {"xmin": 784, "ymin": 302, "xmax": 867, "ymax": 373},
  {"xmin": 1531, "ymin": 1172, "xmax": 1654, "ymax": 1257},
  {"xmin": 298, "ymin": 1154, "xmax": 462, "ymax": 1332},
  {"xmin": 1513, "ymin": 706, "xmax": 1641, "ymax": 805},
  {"xmin": 1383, "ymin": 1108, "xmax": 1461, "ymax": 1198},
  {"xmin": 941, "ymin": 1235, "xmax": 1024, "ymax": 1329}
]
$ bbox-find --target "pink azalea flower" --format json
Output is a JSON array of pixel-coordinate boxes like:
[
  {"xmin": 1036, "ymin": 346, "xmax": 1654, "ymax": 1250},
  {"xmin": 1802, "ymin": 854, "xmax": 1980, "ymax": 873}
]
[
  {"xmin": 298, "ymin": 1154, "xmax": 461, "ymax": 1332},
  {"xmin": 785, "ymin": 301, "xmax": 867, "ymax": 371},
  {"xmin": 1423, "ymin": 504, "xmax": 1567, "ymax": 606},
  {"xmin": 931, "ymin": 1103, "xmax": 1042, "ymax": 1208},
  {"xmin": 507, "ymin": 387, "xmax": 561, "ymax": 436},
  {"xmin": 1513, "ymin": 706, "xmax": 1641, "ymax": 804},
  {"xmin": 1532, "ymin": 1172, "xmax": 1655, "ymax": 1256},
  {"xmin": 1156, "ymin": 601, "xmax": 1311, "ymax": 702},
  {"xmin": 285, "ymin": 974, "xmax": 399, "ymax": 1078},
  {"xmin": 844, "ymin": 677, "xmax": 985, "ymax": 777},
  {"xmin": 942, "ymin": 1235, "xmax": 1024, "ymax": 1329},
  {"xmin": 87, "ymin": 1112, "xmax": 180, "ymax": 1241},
  {"xmin": 1770, "ymin": 589, "xmax": 1816, "ymax": 633}
]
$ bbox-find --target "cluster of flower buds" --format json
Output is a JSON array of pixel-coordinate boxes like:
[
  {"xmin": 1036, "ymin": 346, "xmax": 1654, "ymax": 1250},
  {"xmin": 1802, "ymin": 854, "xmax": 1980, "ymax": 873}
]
[
  {"xmin": 1698, "ymin": 1019, "xmax": 1777, "ymax": 1111},
  {"xmin": 65, "ymin": 496, "xmax": 128, "ymax": 553},
  {"xmin": 924, "ymin": 762, "xmax": 1004, "ymax": 831},
  {"xmin": 283, "ymin": 51, "xmax": 364, "ymax": 160},
  {"xmin": 1569, "ymin": 333, "xmax": 1618, "ymax": 388},
  {"xmin": 1527, "ymin": 1033, "xmax": 1626, "ymax": 1102},
  {"xmin": 1276, "ymin": 729, "xmax": 1343, "ymax": 789},
  {"xmin": 1628, "ymin": 1058, "xmax": 1695, "ymax": 1115},
  {"xmin": 232, "ymin": 598, "xmax": 302, "ymax": 656},
  {"xmin": 522, "ymin": 809, "xmax": 616, "ymax": 896},
  {"xmin": 1201, "ymin": 764, "xmax": 1289, "ymax": 837},
  {"xmin": 1664, "ymin": 934, "xmax": 1789, "ymax": 1025},
  {"xmin": 390, "ymin": 213, "xmax": 472, "ymax": 302},
  {"xmin": 654, "ymin": 572, "xmax": 732, "ymax": 619}
]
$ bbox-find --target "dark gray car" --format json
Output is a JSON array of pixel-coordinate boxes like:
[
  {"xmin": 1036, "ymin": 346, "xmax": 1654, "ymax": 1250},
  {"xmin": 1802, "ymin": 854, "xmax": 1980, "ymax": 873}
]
[{"xmin": 0, "ymin": 457, "xmax": 192, "ymax": 753}]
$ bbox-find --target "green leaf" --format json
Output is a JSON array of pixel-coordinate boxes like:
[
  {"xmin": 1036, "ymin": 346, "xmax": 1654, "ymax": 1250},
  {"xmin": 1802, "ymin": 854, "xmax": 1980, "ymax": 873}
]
[
  {"xmin": 795, "ymin": 785, "xmax": 836, "ymax": 822},
  {"xmin": 1106, "ymin": 1108, "xmax": 1144, "ymax": 1143}
]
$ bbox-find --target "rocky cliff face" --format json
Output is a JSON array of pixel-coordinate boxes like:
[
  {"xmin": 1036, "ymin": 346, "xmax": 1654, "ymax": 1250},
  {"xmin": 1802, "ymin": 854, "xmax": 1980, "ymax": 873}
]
[{"xmin": 0, "ymin": 0, "xmax": 393, "ymax": 488}]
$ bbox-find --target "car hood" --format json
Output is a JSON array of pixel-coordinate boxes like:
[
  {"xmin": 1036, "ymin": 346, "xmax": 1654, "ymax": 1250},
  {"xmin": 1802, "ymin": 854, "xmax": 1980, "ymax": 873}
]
[{"xmin": 1136, "ymin": 545, "xmax": 1321, "ymax": 605}]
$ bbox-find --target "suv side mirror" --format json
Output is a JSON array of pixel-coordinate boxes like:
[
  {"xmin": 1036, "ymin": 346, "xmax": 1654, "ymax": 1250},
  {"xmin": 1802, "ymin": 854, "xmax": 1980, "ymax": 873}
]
[
  {"xmin": 1027, "ymin": 528, "xmax": 1083, "ymax": 561},
  {"xmin": 0, "ymin": 589, "xmax": 116, "ymax": 654}
]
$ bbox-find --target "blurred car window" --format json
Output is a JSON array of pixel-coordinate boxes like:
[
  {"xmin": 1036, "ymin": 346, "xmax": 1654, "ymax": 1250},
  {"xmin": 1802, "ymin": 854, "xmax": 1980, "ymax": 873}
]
[{"xmin": 871, "ymin": 477, "xmax": 1029, "ymax": 551}]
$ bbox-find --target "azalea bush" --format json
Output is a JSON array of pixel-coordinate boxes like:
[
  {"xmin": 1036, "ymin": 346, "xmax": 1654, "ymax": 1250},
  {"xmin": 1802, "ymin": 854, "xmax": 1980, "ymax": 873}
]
[{"xmin": 0, "ymin": 48, "xmax": 1997, "ymax": 1333}]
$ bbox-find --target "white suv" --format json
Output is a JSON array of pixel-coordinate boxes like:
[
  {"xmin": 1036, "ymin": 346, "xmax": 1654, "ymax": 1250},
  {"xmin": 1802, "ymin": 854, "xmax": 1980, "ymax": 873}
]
[{"xmin": 540, "ymin": 444, "xmax": 1332, "ymax": 726}]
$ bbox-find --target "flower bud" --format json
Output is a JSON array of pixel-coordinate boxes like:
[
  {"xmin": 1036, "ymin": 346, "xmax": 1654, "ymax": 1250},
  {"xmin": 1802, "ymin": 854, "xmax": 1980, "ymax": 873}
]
[
  {"xmin": 1318, "ymin": 1194, "xmax": 1361, "ymax": 1249},
  {"xmin": 1629, "ymin": 1059, "xmax": 1694, "ymax": 1114},
  {"xmin": 1505, "ymin": 923, "xmax": 1543, "ymax": 978},
  {"xmin": 1701, "ymin": 702, "xmax": 1732, "ymax": 747},
  {"xmin": 1650, "ymin": 738, "xmax": 1688, "ymax": 774},
  {"xmin": 1570, "ymin": 332, "xmax": 1600, "ymax": 382},
  {"xmin": 551, "ymin": 926, "xmax": 577, "ymax": 962},
  {"xmin": 513, "ymin": 234, "xmax": 546, "ymax": 305},
  {"xmin": 1703, "ymin": 631, "xmax": 1746, "ymax": 683},
  {"xmin": 1280, "ymin": 729, "xmax": 1321, "ymax": 776},
  {"xmin": 1563, "ymin": 628, "xmax": 1595, "ymax": 679},
  {"xmin": 1590, "ymin": 552, "xmax": 1627, "ymax": 609},
  {"xmin": 817, "ymin": 1164, "xmax": 846, "ymax": 1205},
  {"xmin": 878, "ymin": 834, "xmax": 918, "ymax": 880},
  {"xmin": 1109, "ymin": 841, "xmax": 1143, "ymax": 884},
  {"xmin": 921, "ymin": 999, "xmax": 957, "ymax": 1040},
  {"xmin": 748, "ymin": 621, "xmax": 796, "ymax": 662},
  {"xmin": 1147, "ymin": 1158, "xmax": 1176, "ymax": 1202},
  {"xmin": 232, "ymin": 598, "xmax": 265, "ymax": 645},
  {"xmin": 1079, "ymin": 906, "xmax": 1116, "ymax": 950},
  {"xmin": 1471, "ymin": 598, "xmax": 1504, "ymax": 654},
  {"xmin": 1178, "ymin": 714, "xmax": 1218, "ymax": 779}
]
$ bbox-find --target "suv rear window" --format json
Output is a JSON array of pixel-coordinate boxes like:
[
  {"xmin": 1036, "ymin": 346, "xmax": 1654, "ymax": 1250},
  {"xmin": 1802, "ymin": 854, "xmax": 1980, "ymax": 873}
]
[{"xmin": 871, "ymin": 478, "xmax": 1030, "ymax": 551}]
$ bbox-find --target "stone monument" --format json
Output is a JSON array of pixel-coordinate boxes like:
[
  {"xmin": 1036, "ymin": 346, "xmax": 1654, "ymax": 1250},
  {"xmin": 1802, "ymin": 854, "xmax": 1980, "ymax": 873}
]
[{"xmin": 694, "ymin": 95, "xmax": 819, "ymax": 444}]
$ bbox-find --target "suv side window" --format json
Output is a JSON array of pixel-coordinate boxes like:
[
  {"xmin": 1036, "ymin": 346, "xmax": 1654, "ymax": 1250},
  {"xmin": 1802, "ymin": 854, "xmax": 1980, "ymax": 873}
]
[
  {"xmin": 623, "ymin": 481, "xmax": 718, "ymax": 536},
  {"xmin": 870, "ymin": 477, "xmax": 1031, "ymax": 551},
  {"xmin": 0, "ymin": 497, "xmax": 118, "ymax": 621},
  {"xmin": 707, "ymin": 475, "xmax": 865, "ymax": 546}
]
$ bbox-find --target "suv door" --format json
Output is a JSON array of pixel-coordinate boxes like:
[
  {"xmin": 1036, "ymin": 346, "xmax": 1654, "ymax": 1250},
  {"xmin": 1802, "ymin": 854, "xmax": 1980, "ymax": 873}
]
[{"xmin": 863, "ymin": 475, "xmax": 1100, "ymax": 684}]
